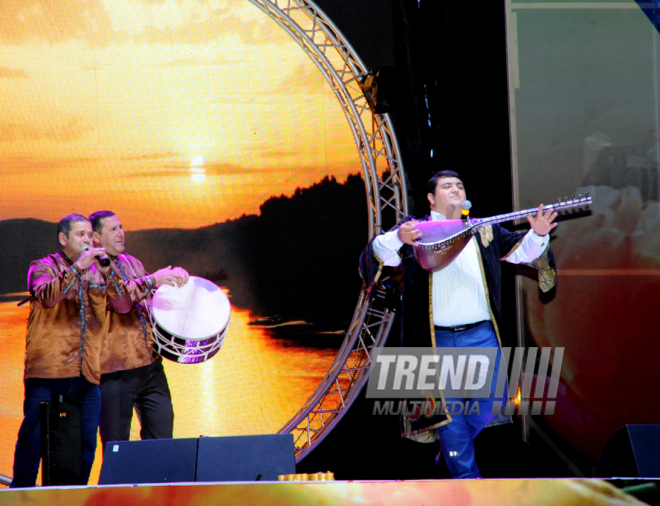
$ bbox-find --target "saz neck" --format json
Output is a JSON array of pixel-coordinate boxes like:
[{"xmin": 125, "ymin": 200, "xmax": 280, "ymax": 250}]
[{"xmin": 472, "ymin": 195, "xmax": 592, "ymax": 227}]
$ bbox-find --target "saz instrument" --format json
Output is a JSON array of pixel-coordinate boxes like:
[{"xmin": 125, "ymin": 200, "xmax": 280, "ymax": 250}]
[{"xmin": 414, "ymin": 194, "xmax": 592, "ymax": 272}]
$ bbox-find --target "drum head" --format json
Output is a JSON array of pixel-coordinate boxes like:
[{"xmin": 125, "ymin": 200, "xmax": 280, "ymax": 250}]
[{"xmin": 152, "ymin": 276, "xmax": 230, "ymax": 341}]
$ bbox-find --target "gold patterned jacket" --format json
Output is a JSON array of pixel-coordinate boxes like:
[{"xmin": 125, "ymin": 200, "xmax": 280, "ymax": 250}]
[
  {"xmin": 24, "ymin": 250, "xmax": 127, "ymax": 385},
  {"xmin": 100, "ymin": 254, "xmax": 156, "ymax": 375}
]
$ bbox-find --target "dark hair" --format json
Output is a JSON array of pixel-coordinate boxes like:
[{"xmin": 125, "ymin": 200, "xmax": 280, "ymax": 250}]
[
  {"xmin": 57, "ymin": 214, "xmax": 89, "ymax": 240},
  {"xmin": 89, "ymin": 210, "xmax": 116, "ymax": 232},
  {"xmin": 426, "ymin": 170, "xmax": 463, "ymax": 196}
]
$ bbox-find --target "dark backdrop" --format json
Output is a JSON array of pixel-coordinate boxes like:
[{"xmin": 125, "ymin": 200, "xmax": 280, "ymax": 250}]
[{"xmin": 300, "ymin": 0, "xmax": 558, "ymax": 479}]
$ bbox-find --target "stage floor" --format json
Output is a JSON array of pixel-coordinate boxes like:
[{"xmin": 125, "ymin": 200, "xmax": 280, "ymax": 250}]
[{"xmin": 0, "ymin": 478, "xmax": 654, "ymax": 506}]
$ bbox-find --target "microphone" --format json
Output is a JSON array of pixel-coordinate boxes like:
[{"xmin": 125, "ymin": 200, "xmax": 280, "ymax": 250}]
[
  {"xmin": 461, "ymin": 200, "xmax": 472, "ymax": 220},
  {"xmin": 81, "ymin": 243, "xmax": 111, "ymax": 267}
]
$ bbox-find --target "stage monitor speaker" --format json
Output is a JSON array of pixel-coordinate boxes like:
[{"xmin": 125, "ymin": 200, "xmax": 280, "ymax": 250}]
[
  {"xmin": 98, "ymin": 438, "xmax": 198, "ymax": 485},
  {"xmin": 597, "ymin": 424, "xmax": 660, "ymax": 478},
  {"xmin": 196, "ymin": 434, "xmax": 296, "ymax": 482},
  {"xmin": 40, "ymin": 396, "xmax": 82, "ymax": 486}
]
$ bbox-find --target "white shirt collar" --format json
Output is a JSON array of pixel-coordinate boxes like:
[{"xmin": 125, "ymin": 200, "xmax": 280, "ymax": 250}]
[{"xmin": 430, "ymin": 210, "xmax": 446, "ymax": 221}]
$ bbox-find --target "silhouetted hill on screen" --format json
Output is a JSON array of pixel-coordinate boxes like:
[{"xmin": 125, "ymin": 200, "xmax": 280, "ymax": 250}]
[
  {"xmin": 1, "ymin": 174, "xmax": 368, "ymax": 326},
  {"xmin": 0, "ymin": 219, "xmax": 59, "ymax": 294}
]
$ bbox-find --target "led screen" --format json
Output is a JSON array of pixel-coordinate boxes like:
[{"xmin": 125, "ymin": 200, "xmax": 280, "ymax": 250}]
[{"xmin": 0, "ymin": 1, "xmax": 365, "ymax": 484}]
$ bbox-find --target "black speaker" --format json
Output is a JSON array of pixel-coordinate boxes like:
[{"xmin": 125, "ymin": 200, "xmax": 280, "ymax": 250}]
[
  {"xmin": 98, "ymin": 438, "xmax": 198, "ymax": 485},
  {"xmin": 40, "ymin": 396, "xmax": 82, "ymax": 486},
  {"xmin": 597, "ymin": 424, "xmax": 660, "ymax": 478},
  {"xmin": 196, "ymin": 434, "xmax": 296, "ymax": 482},
  {"xmin": 98, "ymin": 434, "xmax": 296, "ymax": 485}
]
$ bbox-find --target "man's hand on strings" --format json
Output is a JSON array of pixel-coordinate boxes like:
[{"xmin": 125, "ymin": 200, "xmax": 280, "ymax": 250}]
[{"xmin": 527, "ymin": 204, "xmax": 558, "ymax": 236}]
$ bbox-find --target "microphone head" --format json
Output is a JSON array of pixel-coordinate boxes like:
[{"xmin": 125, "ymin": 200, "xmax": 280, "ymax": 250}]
[{"xmin": 462, "ymin": 200, "xmax": 472, "ymax": 210}]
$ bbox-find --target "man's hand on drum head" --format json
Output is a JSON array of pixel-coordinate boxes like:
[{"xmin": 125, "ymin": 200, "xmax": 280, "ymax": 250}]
[
  {"xmin": 173, "ymin": 267, "xmax": 189, "ymax": 287},
  {"xmin": 397, "ymin": 221, "xmax": 421, "ymax": 247},
  {"xmin": 151, "ymin": 266, "xmax": 189, "ymax": 288}
]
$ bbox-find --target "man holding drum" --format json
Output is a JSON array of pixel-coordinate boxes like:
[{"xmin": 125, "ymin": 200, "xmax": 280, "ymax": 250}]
[
  {"xmin": 89, "ymin": 211, "xmax": 188, "ymax": 449},
  {"xmin": 359, "ymin": 170, "xmax": 557, "ymax": 479},
  {"xmin": 11, "ymin": 214, "xmax": 131, "ymax": 487}
]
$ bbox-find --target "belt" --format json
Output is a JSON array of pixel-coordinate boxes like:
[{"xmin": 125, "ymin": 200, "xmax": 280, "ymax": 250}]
[{"xmin": 434, "ymin": 320, "xmax": 489, "ymax": 332}]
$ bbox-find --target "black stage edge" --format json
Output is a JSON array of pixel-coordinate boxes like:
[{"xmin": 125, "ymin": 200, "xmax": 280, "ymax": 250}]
[{"xmin": 608, "ymin": 479, "xmax": 660, "ymax": 506}]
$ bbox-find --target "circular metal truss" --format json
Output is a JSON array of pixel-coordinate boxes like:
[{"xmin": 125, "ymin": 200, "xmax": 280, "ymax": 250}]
[{"xmin": 247, "ymin": 0, "xmax": 408, "ymax": 461}]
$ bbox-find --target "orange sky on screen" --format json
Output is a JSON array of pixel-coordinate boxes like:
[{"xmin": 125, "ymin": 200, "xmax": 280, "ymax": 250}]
[{"xmin": 0, "ymin": 1, "xmax": 360, "ymax": 230}]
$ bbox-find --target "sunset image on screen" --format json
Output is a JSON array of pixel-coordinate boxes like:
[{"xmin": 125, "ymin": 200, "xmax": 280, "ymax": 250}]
[
  {"xmin": 0, "ymin": 1, "xmax": 360, "ymax": 229},
  {"xmin": 0, "ymin": 0, "xmax": 366, "ymax": 484}
]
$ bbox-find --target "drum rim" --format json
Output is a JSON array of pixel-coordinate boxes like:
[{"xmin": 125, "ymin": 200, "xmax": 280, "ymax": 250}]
[
  {"xmin": 155, "ymin": 342, "xmax": 223, "ymax": 364},
  {"xmin": 152, "ymin": 322, "xmax": 226, "ymax": 363},
  {"xmin": 152, "ymin": 324, "xmax": 228, "ymax": 348}
]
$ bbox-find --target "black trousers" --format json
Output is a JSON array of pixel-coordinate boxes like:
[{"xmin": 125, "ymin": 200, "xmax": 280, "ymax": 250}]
[{"xmin": 99, "ymin": 358, "xmax": 174, "ymax": 449}]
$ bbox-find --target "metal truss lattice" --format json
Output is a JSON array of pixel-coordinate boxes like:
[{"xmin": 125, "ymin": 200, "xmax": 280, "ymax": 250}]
[{"xmin": 248, "ymin": 0, "xmax": 408, "ymax": 461}]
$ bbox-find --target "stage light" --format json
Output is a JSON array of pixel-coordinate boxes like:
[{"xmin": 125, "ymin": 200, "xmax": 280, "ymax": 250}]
[
  {"xmin": 513, "ymin": 385, "xmax": 522, "ymax": 409},
  {"xmin": 359, "ymin": 66, "xmax": 397, "ymax": 115}
]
